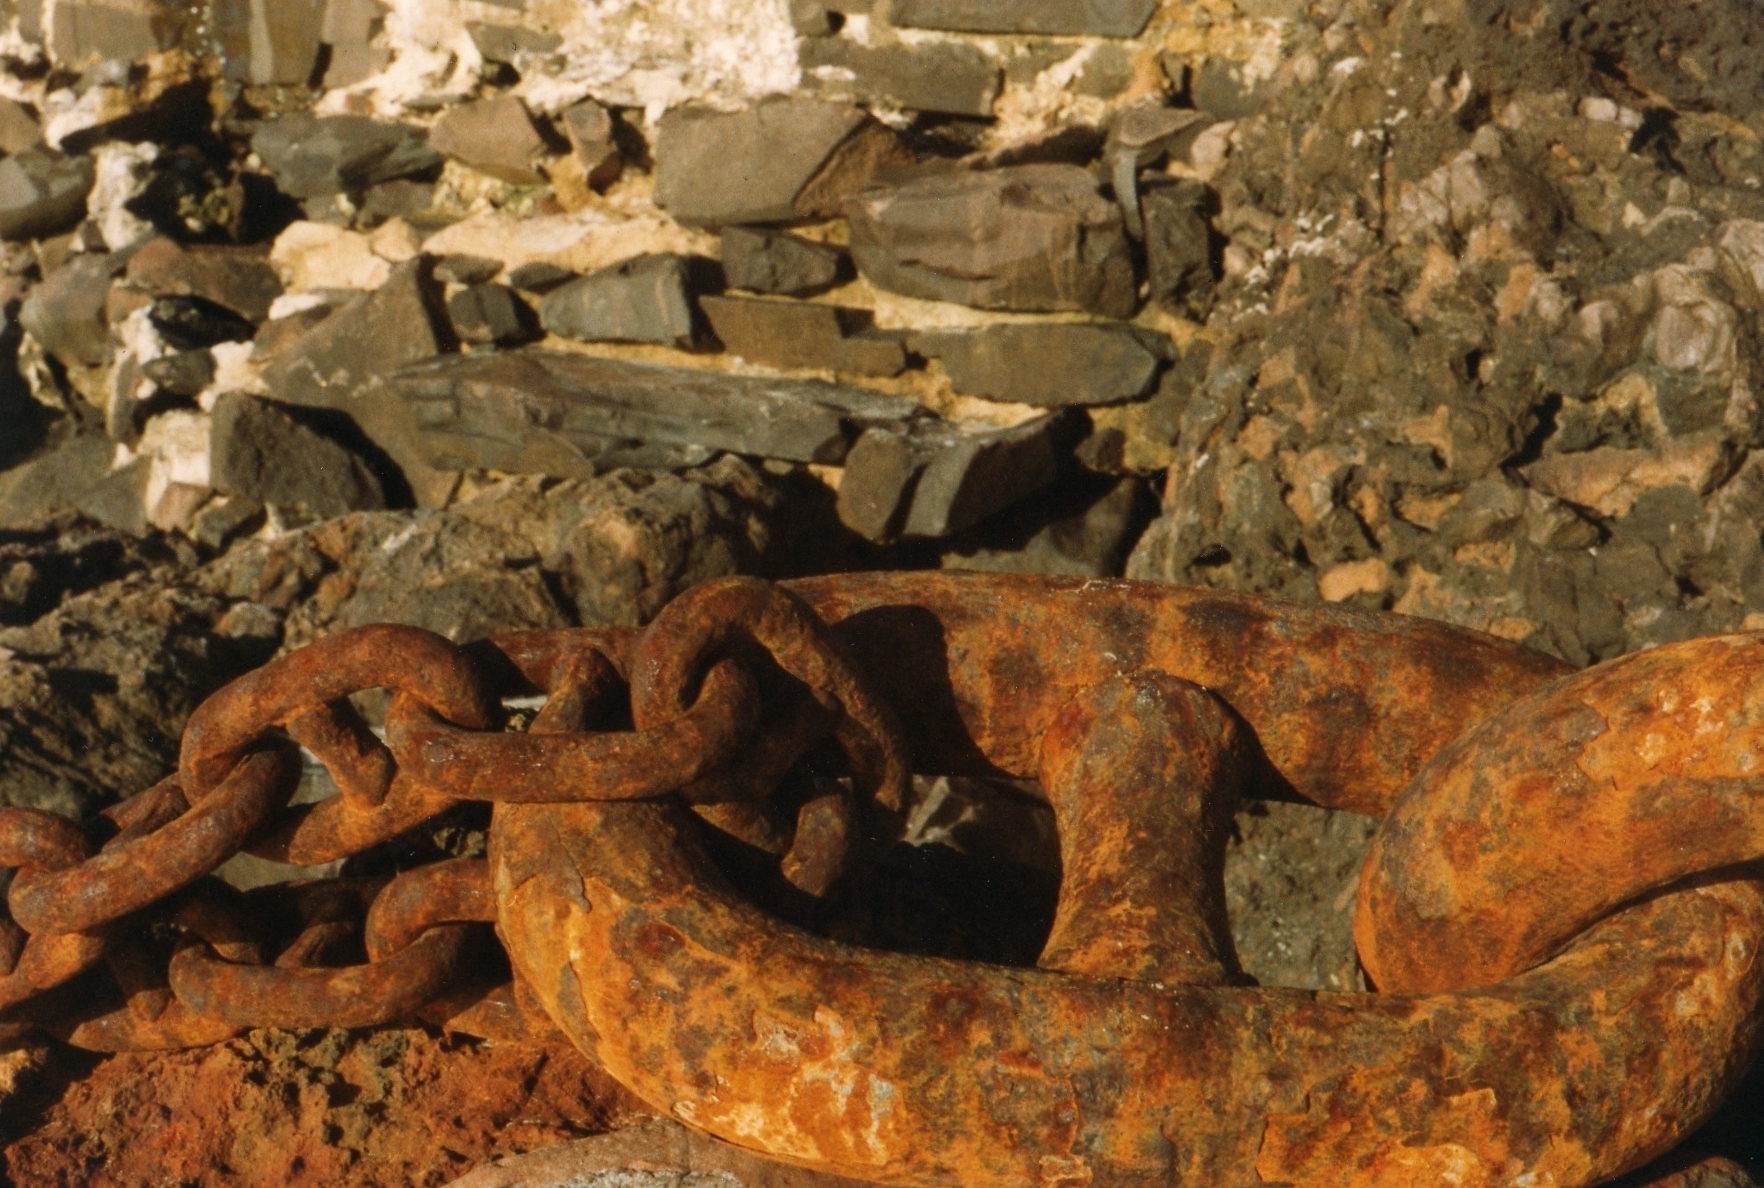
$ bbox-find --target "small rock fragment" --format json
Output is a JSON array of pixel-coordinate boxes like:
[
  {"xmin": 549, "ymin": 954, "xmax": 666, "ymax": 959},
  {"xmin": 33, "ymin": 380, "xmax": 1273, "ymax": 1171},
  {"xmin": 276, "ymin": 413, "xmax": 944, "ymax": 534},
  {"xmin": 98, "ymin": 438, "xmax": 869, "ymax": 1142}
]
[
  {"xmin": 213, "ymin": 0, "xmax": 324, "ymax": 86},
  {"xmin": 321, "ymin": 0, "xmax": 392, "ymax": 87},
  {"xmin": 719, "ymin": 226, "xmax": 845, "ymax": 296},
  {"xmin": 428, "ymin": 96, "xmax": 552, "ymax": 186},
  {"xmin": 447, "ymin": 284, "xmax": 534, "ymax": 345},
  {"xmin": 1104, "ymin": 106, "xmax": 1212, "ymax": 238},
  {"xmin": 539, "ymin": 254, "xmax": 700, "ymax": 348},
  {"xmin": 141, "ymin": 349, "xmax": 217, "ymax": 396},
  {"xmin": 48, "ymin": 0, "xmax": 184, "ymax": 64},
  {"xmin": 148, "ymin": 295, "xmax": 257, "ymax": 351},
  {"xmin": 210, "ymin": 391, "xmax": 385, "ymax": 517},
  {"xmin": 798, "ymin": 38, "xmax": 1001, "ymax": 118},
  {"xmin": 125, "ymin": 238, "xmax": 283, "ymax": 324},
  {"xmin": 465, "ymin": 22, "xmax": 562, "ymax": 64},
  {"xmin": 654, "ymin": 98, "xmax": 910, "ymax": 227},
  {"xmin": 250, "ymin": 115, "xmax": 442, "ymax": 199},
  {"xmin": 19, "ymin": 251, "xmax": 127, "ymax": 368},
  {"xmin": 912, "ymin": 323, "xmax": 1171, "ymax": 406},
  {"xmin": 700, "ymin": 294, "xmax": 906, "ymax": 376},
  {"xmin": 1141, "ymin": 179, "xmax": 1215, "ymax": 317},
  {"xmin": 561, "ymin": 100, "xmax": 623, "ymax": 190},
  {"xmin": 838, "ymin": 412, "xmax": 1077, "ymax": 541},
  {"xmin": 889, "ymin": 0, "xmax": 1157, "ymax": 36},
  {"xmin": 507, "ymin": 261, "xmax": 574, "ymax": 293},
  {"xmin": 435, "ymin": 253, "xmax": 503, "ymax": 285},
  {"xmin": 847, "ymin": 164, "xmax": 1138, "ymax": 317},
  {"xmin": 0, "ymin": 99, "xmax": 42, "ymax": 155},
  {"xmin": 188, "ymin": 494, "xmax": 265, "ymax": 551},
  {"xmin": 394, "ymin": 349, "xmax": 920, "ymax": 474},
  {"xmin": 0, "ymin": 149, "xmax": 96, "ymax": 242},
  {"xmin": 942, "ymin": 473, "xmax": 1149, "ymax": 577}
]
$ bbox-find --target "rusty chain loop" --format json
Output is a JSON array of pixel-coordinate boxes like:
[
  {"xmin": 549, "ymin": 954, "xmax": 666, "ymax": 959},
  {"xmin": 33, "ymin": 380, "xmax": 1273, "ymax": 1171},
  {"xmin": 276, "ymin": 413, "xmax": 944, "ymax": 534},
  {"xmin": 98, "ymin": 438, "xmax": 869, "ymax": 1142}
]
[{"xmin": 1, "ymin": 573, "xmax": 1762, "ymax": 1187}]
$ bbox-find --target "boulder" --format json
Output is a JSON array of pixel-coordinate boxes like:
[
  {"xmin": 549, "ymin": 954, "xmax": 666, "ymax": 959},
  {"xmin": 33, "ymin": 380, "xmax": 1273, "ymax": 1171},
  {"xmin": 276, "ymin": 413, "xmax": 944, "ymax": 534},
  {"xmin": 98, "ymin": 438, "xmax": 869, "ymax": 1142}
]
[
  {"xmin": 391, "ymin": 349, "xmax": 920, "ymax": 474},
  {"xmin": 719, "ymin": 226, "xmax": 845, "ymax": 296},
  {"xmin": 911, "ymin": 322, "xmax": 1171, "ymax": 406},
  {"xmin": 0, "ymin": 149, "xmax": 95, "ymax": 242},
  {"xmin": 798, "ymin": 38, "xmax": 1001, "ymax": 118},
  {"xmin": 654, "ymin": 98, "xmax": 910, "ymax": 227},
  {"xmin": 250, "ymin": 115, "xmax": 442, "ymax": 199},
  {"xmin": 700, "ymin": 294, "xmax": 906, "ymax": 377},
  {"xmin": 847, "ymin": 165, "xmax": 1138, "ymax": 318},
  {"xmin": 888, "ymin": 0, "xmax": 1158, "ymax": 36},
  {"xmin": 539, "ymin": 253, "xmax": 700, "ymax": 348},
  {"xmin": 837, "ymin": 411, "xmax": 1078, "ymax": 541},
  {"xmin": 209, "ymin": 392, "xmax": 386, "ymax": 517},
  {"xmin": 428, "ymin": 96, "xmax": 552, "ymax": 186}
]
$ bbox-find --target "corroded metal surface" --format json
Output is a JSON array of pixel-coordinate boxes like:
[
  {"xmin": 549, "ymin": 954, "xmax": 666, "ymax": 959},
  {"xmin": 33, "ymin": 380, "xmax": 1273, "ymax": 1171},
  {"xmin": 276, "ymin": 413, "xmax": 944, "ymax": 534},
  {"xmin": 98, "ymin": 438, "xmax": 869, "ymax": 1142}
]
[{"xmin": 0, "ymin": 572, "xmax": 1757, "ymax": 1188}]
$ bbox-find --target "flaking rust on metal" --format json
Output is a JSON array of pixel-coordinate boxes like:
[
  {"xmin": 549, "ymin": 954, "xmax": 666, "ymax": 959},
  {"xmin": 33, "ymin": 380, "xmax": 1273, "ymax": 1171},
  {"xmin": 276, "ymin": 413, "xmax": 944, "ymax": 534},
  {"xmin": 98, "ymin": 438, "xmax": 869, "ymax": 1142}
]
[{"xmin": 494, "ymin": 573, "xmax": 1764, "ymax": 1188}]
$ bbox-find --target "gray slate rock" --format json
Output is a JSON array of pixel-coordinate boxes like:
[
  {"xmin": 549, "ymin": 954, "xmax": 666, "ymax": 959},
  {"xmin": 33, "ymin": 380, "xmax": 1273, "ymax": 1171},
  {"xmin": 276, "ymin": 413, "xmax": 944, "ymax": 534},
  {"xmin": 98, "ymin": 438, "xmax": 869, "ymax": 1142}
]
[
  {"xmin": 888, "ymin": 0, "xmax": 1157, "ymax": 36},
  {"xmin": 539, "ymin": 253, "xmax": 699, "ymax": 348},
  {"xmin": 250, "ymin": 114, "xmax": 442, "ymax": 199},
  {"xmin": 911, "ymin": 322, "xmax": 1171, "ymax": 406},
  {"xmin": 0, "ymin": 149, "xmax": 95, "ymax": 242},
  {"xmin": 48, "ymin": 0, "xmax": 184, "ymax": 63},
  {"xmin": 428, "ymin": 95, "xmax": 551, "ymax": 186},
  {"xmin": 20, "ymin": 251, "xmax": 127, "ymax": 368},
  {"xmin": 392, "ymin": 349, "xmax": 920, "ymax": 474},
  {"xmin": 507, "ymin": 261, "xmax": 574, "ymax": 293},
  {"xmin": 798, "ymin": 38, "xmax": 1000, "ymax": 118},
  {"xmin": 0, "ymin": 430, "xmax": 126, "ymax": 531},
  {"xmin": 1103, "ymin": 105, "xmax": 1212, "ymax": 238},
  {"xmin": 141, "ymin": 349, "xmax": 216, "ymax": 396},
  {"xmin": 434, "ymin": 253, "xmax": 503, "ymax": 285},
  {"xmin": 701, "ymin": 294, "xmax": 906, "ymax": 377},
  {"xmin": 561, "ymin": 100, "xmax": 623, "ymax": 190},
  {"xmin": 0, "ymin": 98, "xmax": 42, "ymax": 155},
  {"xmin": 654, "ymin": 98, "xmax": 909, "ymax": 227},
  {"xmin": 213, "ymin": 0, "xmax": 324, "ymax": 85},
  {"xmin": 720, "ymin": 226, "xmax": 845, "ymax": 296},
  {"xmin": 260, "ymin": 256, "xmax": 456, "ymax": 505},
  {"xmin": 321, "ymin": 0, "xmax": 393, "ymax": 88},
  {"xmin": 847, "ymin": 165, "xmax": 1138, "ymax": 318},
  {"xmin": 210, "ymin": 391, "xmax": 386, "ymax": 517},
  {"xmin": 447, "ymin": 283, "xmax": 533, "ymax": 345},
  {"xmin": 1141, "ymin": 179, "xmax": 1215, "ymax": 318},
  {"xmin": 465, "ymin": 21, "xmax": 561, "ymax": 64},
  {"xmin": 124, "ymin": 237, "xmax": 283, "ymax": 324},
  {"xmin": 837, "ymin": 411, "xmax": 1077, "ymax": 541},
  {"xmin": 941, "ymin": 472, "xmax": 1149, "ymax": 577}
]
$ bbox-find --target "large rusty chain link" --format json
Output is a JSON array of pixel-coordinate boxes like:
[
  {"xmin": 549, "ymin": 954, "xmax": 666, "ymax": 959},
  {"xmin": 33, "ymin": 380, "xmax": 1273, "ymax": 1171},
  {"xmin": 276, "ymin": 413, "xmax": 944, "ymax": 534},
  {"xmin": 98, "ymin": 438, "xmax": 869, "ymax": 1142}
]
[{"xmin": 0, "ymin": 571, "xmax": 1760, "ymax": 1187}]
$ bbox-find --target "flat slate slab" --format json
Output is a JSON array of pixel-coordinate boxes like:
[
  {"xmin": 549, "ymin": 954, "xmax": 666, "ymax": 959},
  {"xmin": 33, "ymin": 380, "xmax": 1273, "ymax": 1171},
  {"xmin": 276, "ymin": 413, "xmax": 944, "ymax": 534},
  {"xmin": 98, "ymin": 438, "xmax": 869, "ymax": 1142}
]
[
  {"xmin": 888, "ymin": 0, "xmax": 1158, "ymax": 36},
  {"xmin": 912, "ymin": 322, "xmax": 1171, "ymax": 406},
  {"xmin": 390, "ymin": 350, "xmax": 922, "ymax": 475}
]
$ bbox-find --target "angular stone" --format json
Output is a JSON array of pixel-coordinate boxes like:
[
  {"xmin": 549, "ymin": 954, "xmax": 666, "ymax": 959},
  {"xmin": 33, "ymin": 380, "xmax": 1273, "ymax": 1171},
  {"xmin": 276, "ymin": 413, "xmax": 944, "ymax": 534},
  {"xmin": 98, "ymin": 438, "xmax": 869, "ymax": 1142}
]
[
  {"xmin": 700, "ymin": 294, "xmax": 906, "ymax": 377},
  {"xmin": 0, "ymin": 98, "xmax": 41, "ymax": 155},
  {"xmin": 1104, "ymin": 106, "xmax": 1213, "ymax": 238},
  {"xmin": 447, "ymin": 284, "xmax": 533, "ymax": 345},
  {"xmin": 889, "ymin": 0, "xmax": 1157, "ymax": 36},
  {"xmin": 124, "ymin": 238, "xmax": 283, "ymax": 324},
  {"xmin": 798, "ymin": 38, "xmax": 1000, "ymax": 118},
  {"xmin": 434, "ymin": 253, "xmax": 502, "ymax": 285},
  {"xmin": 428, "ymin": 96, "xmax": 551, "ymax": 186},
  {"xmin": 19, "ymin": 251, "xmax": 127, "ymax": 368},
  {"xmin": 507, "ymin": 261, "xmax": 574, "ymax": 293},
  {"xmin": 0, "ymin": 431, "xmax": 124, "ymax": 531},
  {"xmin": 213, "ymin": 0, "xmax": 324, "ymax": 86},
  {"xmin": 141, "ymin": 349, "xmax": 216, "ymax": 396},
  {"xmin": 847, "ymin": 164, "xmax": 1138, "ymax": 318},
  {"xmin": 911, "ymin": 322, "xmax": 1171, "ymax": 406},
  {"xmin": 838, "ymin": 411, "xmax": 1077, "ymax": 541},
  {"xmin": 392, "ymin": 349, "xmax": 920, "ymax": 474},
  {"xmin": 654, "ymin": 98, "xmax": 910, "ymax": 227},
  {"xmin": 210, "ymin": 391, "xmax": 385, "ymax": 517},
  {"xmin": 0, "ymin": 149, "xmax": 95, "ymax": 242},
  {"xmin": 941, "ymin": 472, "xmax": 1148, "ymax": 577},
  {"xmin": 720, "ymin": 225, "xmax": 844, "ymax": 296},
  {"xmin": 250, "ymin": 115, "xmax": 442, "ymax": 199},
  {"xmin": 260, "ymin": 257, "xmax": 455, "ymax": 504},
  {"xmin": 465, "ymin": 21, "xmax": 561, "ymax": 64},
  {"xmin": 539, "ymin": 253, "xmax": 699, "ymax": 348},
  {"xmin": 321, "ymin": 0, "xmax": 391, "ymax": 87},
  {"xmin": 48, "ymin": 0, "xmax": 183, "ymax": 63},
  {"xmin": 561, "ymin": 100, "xmax": 622, "ymax": 189},
  {"xmin": 148, "ymin": 295, "xmax": 257, "ymax": 350},
  {"xmin": 1141, "ymin": 179, "xmax": 1215, "ymax": 317}
]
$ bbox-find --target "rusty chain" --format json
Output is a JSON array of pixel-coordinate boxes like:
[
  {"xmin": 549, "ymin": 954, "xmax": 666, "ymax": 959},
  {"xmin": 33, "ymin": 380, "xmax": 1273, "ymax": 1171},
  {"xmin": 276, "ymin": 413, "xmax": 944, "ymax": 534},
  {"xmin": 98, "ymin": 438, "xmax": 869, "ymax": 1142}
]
[{"xmin": 0, "ymin": 572, "xmax": 1759, "ymax": 1187}]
